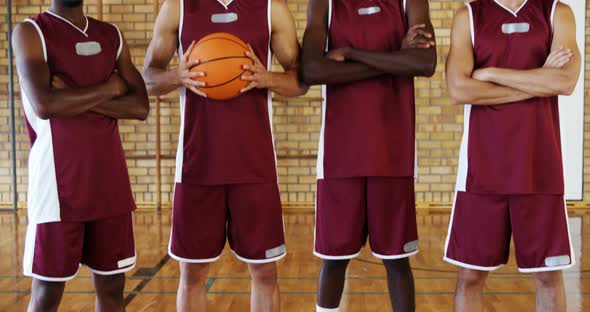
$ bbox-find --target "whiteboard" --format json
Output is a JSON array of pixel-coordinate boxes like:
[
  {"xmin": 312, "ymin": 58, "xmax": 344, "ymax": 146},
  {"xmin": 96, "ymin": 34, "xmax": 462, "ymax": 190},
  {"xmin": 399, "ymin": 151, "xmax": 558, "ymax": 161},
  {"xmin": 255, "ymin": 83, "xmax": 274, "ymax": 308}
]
[{"xmin": 559, "ymin": 0, "xmax": 585, "ymax": 200}]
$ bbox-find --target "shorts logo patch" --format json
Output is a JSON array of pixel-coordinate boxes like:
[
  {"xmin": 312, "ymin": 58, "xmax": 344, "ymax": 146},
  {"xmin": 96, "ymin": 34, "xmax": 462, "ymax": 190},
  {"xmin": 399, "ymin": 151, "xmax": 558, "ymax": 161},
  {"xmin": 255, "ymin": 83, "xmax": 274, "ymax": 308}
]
[
  {"xmin": 211, "ymin": 13, "xmax": 238, "ymax": 23},
  {"xmin": 403, "ymin": 240, "xmax": 419, "ymax": 253},
  {"xmin": 544, "ymin": 255, "xmax": 570, "ymax": 267},
  {"xmin": 358, "ymin": 6, "xmax": 381, "ymax": 16},
  {"xmin": 75, "ymin": 41, "xmax": 102, "ymax": 56},
  {"xmin": 265, "ymin": 244, "xmax": 286, "ymax": 259},
  {"xmin": 117, "ymin": 256, "xmax": 136, "ymax": 269},
  {"xmin": 501, "ymin": 23, "xmax": 530, "ymax": 34}
]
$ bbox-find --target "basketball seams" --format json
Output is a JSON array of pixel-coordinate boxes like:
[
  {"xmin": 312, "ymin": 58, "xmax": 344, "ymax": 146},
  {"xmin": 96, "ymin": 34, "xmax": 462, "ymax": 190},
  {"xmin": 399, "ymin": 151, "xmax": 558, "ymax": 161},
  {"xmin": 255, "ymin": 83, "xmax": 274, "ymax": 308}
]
[
  {"xmin": 200, "ymin": 70, "xmax": 247, "ymax": 89},
  {"xmin": 191, "ymin": 55, "xmax": 252, "ymax": 68},
  {"xmin": 196, "ymin": 36, "xmax": 250, "ymax": 51}
]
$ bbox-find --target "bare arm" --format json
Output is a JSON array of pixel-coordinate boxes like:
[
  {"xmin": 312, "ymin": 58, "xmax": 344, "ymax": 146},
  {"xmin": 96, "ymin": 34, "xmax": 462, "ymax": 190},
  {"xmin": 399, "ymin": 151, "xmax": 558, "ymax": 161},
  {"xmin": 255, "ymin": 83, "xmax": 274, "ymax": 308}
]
[
  {"xmin": 299, "ymin": 0, "xmax": 383, "ymax": 85},
  {"xmin": 88, "ymin": 34, "xmax": 149, "ymax": 120},
  {"xmin": 446, "ymin": 7, "xmax": 533, "ymax": 105},
  {"xmin": 337, "ymin": 0, "xmax": 437, "ymax": 77},
  {"xmin": 142, "ymin": 0, "xmax": 204, "ymax": 97},
  {"xmin": 13, "ymin": 22, "xmax": 126, "ymax": 119},
  {"xmin": 473, "ymin": 3, "xmax": 581, "ymax": 97},
  {"xmin": 240, "ymin": 0, "xmax": 308, "ymax": 97}
]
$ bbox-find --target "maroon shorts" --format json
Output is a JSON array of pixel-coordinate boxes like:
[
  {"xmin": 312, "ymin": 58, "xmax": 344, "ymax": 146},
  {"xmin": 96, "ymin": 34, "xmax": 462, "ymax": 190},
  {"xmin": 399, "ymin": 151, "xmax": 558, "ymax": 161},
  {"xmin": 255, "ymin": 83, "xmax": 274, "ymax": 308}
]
[
  {"xmin": 314, "ymin": 177, "xmax": 418, "ymax": 259},
  {"xmin": 444, "ymin": 192, "xmax": 575, "ymax": 272},
  {"xmin": 169, "ymin": 182, "xmax": 286, "ymax": 263},
  {"xmin": 23, "ymin": 212, "xmax": 136, "ymax": 281}
]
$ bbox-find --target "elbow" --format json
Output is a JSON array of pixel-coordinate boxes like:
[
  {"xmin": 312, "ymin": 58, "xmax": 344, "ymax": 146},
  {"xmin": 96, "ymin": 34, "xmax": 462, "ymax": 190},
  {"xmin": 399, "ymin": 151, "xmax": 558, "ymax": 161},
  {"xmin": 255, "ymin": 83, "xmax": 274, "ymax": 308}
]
[
  {"xmin": 558, "ymin": 81, "xmax": 577, "ymax": 96},
  {"xmin": 35, "ymin": 108, "xmax": 52, "ymax": 120},
  {"xmin": 447, "ymin": 86, "xmax": 470, "ymax": 105},
  {"xmin": 300, "ymin": 62, "xmax": 323, "ymax": 85},
  {"xmin": 420, "ymin": 61, "xmax": 437, "ymax": 78},
  {"xmin": 137, "ymin": 97, "xmax": 150, "ymax": 121},
  {"xmin": 31, "ymin": 99, "xmax": 54, "ymax": 120}
]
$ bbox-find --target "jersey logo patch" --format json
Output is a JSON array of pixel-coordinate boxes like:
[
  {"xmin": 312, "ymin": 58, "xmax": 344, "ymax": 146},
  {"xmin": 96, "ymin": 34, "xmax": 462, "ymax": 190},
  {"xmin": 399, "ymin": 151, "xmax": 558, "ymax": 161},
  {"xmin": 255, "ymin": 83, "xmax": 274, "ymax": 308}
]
[
  {"xmin": 357, "ymin": 6, "xmax": 381, "ymax": 16},
  {"xmin": 545, "ymin": 255, "xmax": 570, "ymax": 267},
  {"xmin": 75, "ymin": 41, "xmax": 102, "ymax": 56},
  {"xmin": 502, "ymin": 23, "xmax": 530, "ymax": 34},
  {"xmin": 211, "ymin": 12, "xmax": 238, "ymax": 24}
]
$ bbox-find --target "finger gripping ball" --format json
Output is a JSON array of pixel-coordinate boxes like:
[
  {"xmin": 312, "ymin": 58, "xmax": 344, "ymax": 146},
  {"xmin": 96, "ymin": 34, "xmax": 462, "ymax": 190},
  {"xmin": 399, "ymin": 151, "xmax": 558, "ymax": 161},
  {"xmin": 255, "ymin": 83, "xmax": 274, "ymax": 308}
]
[{"xmin": 188, "ymin": 33, "xmax": 254, "ymax": 100}]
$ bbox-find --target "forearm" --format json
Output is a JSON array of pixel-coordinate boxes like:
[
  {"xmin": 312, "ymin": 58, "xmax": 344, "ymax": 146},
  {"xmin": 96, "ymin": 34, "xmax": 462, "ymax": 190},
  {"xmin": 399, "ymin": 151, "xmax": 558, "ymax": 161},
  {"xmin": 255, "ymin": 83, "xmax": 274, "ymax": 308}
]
[
  {"xmin": 484, "ymin": 67, "xmax": 572, "ymax": 97},
  {"xmin": 90, "ymin": 91, "xmax": 149, "ymax": 120},
  {"xmin": 346, "ymin": 48, "xmax": 436, "ymax": 77},
  {"xmin": 301, "ymin": 58, "xmax": 383, "ymax": 85},
  {"xmin": 449, "ymin": 78, "xmax": 534, "ymax": 105},
  {"xmin": 267, "ymin": 69, "xmax": 308, "ymax": 97},
  {"xmin": 143, "ymin": 66, "xmax": 181, "ymax": 96},
  {"xmin": 36, "ymin": 83, "xmax": 117, "ymax": 119}
]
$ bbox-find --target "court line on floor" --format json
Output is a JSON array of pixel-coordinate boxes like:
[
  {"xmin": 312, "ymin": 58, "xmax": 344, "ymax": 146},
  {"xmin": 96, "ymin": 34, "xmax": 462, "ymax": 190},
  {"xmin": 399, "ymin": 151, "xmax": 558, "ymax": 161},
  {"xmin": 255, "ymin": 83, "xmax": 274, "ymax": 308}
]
[{"xmin": 124, "ymin": 255, "xmax": 170, "ymax": 306}]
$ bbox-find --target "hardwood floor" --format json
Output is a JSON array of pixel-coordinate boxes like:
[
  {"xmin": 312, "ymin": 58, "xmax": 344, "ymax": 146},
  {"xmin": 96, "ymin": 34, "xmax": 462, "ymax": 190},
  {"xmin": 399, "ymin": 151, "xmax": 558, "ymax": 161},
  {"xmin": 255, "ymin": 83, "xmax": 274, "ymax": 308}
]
[{"xmin": 0, "ymin": 209, "xmax": 588, "ymax": 311}]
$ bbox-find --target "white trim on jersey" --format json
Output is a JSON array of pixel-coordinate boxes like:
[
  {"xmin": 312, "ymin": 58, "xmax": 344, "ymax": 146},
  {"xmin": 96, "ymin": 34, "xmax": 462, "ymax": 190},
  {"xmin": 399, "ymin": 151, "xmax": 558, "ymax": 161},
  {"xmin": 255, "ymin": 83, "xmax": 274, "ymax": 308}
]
[
  {"xmin": 22, "ymin": 90, "xmax": 61, "ymax": 224},
  {"xmin": 455, "ymin": 105, "xmax": 471, "ymax": 191},
  {"xmin": 216, "ymin": 0, "xmax": 235, "ymax": 10},
  {"xmin": 267, "ymin": 0, "xmax": 278, "ymax": 182},
  {"xmin": 403, "ymin": 0, "xmax": 407, "ymax": 14},
  {"xmin": 466, "ymin": 3, "xmax": 475, "ymax": 47},
  {"xmin": 316, "ymin": 0, "xmax": 332, "ymax": 180},
  {"xmin": 550, "ymin": 0, "xmax": 558, "ymax": 30},
  {"xmin": 45, "ymin": 10, "xmax": 89, "ymax": 37},
  {"xmin": 493, "ymin": 0, "xmax": 529, "ymax": 17},
  {"xmin": 24, "ymin": 19, "xmax": 47, "ymax": 62},
  {"xmin": 232, "ymin": 249, "xmax": 287, "ymax": 264},
  {"xmin": 112, "ymin": 24, "xmax": 124, "ymax": 61},
  {"xmin": 174, "ymin": 0, "xmax": 186, "ymax": 184}
]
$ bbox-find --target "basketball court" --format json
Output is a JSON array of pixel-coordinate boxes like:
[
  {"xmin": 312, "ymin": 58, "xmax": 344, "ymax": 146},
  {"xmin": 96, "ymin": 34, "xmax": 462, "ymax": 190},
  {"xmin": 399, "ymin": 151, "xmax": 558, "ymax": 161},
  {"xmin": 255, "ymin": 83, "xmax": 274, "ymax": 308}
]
[{"xmin": 1, "ymin": 0, "xmax": 590, "ymax": 311}]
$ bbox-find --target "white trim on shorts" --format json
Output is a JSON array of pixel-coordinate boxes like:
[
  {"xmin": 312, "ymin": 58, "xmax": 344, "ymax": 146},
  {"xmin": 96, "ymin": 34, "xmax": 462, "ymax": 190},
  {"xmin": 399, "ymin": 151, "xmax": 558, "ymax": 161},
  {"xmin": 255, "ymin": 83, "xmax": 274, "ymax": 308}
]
[
  {"xmin": 313, "ymin": 250, "xmax": 361, "ymax": 260},
  {"xmin": 518, "ymin": 263, "xmax": 575, "ymax": 273},
  {"xmin": 85, "ymin": 263, "xmax": 136, "ymax": 276},
  {"xmin": 168, "ymin": 250, "xmax": 223, "ymax": 264},
  {"xmin": 373, "ymin": 249, "xmax": 419, "ymax": 260},
  {"xmin": 27, "ymin": 271, "xmax": 80, "ymax": 282},
  {"xmin": 443, "ymin": 257, "xmax": 505, "ymax": 272},
  {"xmin": 232, "ymin": 250, "xmax": 287, "ymax": 264}
]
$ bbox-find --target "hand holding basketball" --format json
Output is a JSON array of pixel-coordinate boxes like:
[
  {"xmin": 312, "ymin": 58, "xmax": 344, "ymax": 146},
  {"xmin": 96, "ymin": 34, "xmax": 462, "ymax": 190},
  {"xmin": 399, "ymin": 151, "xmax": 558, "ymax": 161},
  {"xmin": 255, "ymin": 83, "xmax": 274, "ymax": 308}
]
[
  {"xmin": 544, "ymin": 46, "xmax": 573, "ymax": 69},
  {"xmin": 178, "ymin": 40, "xmax": 207, "ymax": 97},
  {"xmin": 241, "ymin": 45, "xmax": 271, "ymax": 93}
]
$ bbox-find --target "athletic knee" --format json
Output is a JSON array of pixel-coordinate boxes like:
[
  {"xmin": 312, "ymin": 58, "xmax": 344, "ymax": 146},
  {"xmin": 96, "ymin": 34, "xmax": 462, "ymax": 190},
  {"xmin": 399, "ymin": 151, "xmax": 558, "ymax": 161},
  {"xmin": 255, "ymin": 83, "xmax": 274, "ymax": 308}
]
[
  {"xmin": 180, "ymin": 263, "xmax": 209, "ymax": 289},
  {"xmin": 30, "ymin": 280, "xmax": 65, "ymax": 311},
  {"xmin": 94, "ymin": 274, "xmax": 125, "ymax": 299},
  {"xmin": 383, "ymin": 258, "xmax": 411, "ymax": 274},
  {"xmin": 249, "ymin": 263, "xmax": 278, "ymax": 285},
  {"xmin": 533, "ymin": 271, "xmax": 563, "ymax": 289},
  {"xmin": 457, "ymin": 269, "xmax": 488, "ymax": 290},
  {"xmin": 321, "ymin": 259, "xmax": 350, "ymax": 274}
]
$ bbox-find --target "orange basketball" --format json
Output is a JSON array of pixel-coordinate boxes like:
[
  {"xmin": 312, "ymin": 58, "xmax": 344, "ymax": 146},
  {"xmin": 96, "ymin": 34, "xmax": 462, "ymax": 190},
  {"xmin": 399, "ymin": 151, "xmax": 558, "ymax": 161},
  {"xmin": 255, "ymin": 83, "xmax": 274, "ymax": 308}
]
[{"xmin": 188, "ymin": 33, "xmax": 253, "ymax": 100}]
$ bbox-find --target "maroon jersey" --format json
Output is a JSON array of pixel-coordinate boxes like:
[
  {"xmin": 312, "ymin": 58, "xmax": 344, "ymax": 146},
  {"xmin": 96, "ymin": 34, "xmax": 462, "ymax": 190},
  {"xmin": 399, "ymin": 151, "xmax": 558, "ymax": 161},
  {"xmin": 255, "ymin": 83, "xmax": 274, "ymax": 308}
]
[
  {"xmin": 22, "ymin": 12, "xmax": 135, "ymax": 223},
  {"xmin": 456, "ymin": 0, "xmax": 563, "ymax": 194},
  {"xmin": 176, "ymin": 0, "xmax": 277, "ymax": 185},
  {"xmin": 317, "ymin": 0, "xmax": 415, "ymax": 179}
]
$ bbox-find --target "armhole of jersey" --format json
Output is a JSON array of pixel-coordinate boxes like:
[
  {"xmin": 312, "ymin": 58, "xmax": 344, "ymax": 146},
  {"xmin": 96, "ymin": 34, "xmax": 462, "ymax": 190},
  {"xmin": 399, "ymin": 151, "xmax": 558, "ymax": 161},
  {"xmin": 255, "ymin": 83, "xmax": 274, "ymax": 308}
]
[
  {"xmin": 326, "ymin": 0, "xmax": 332, "ymax": 52},
  {"xmin": 113, "ymin": 24, "xmax": 123, "ymax": 60},
  {"xmin": 550, "ymin": 0, "xmax": 558, "ymax": 30},
  {"xmin": 267, "ymin": 0, "xmax": 272, "ymax": 70},
  {"xmin": 24, "ymin": 19, "xmax": 48, "ymax": 62},
  {"xmin": 178, "ymin": 0, "xmax": 185, "ymax": 59},
  {"xmin": 466, "ymin": 3, "xmax": 475, "ymax": 47},
  {"xmin": 403, "ymin": 0, "xmax": 407, "ymax": 14}
]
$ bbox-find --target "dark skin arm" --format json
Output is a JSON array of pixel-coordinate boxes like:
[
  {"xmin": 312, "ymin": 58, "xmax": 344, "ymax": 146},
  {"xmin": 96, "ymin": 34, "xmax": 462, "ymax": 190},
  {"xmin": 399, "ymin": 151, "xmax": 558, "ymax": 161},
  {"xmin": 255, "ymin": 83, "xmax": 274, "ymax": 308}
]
[
  {"xmin": 300, "ymin": 0, "xmax": 383, "ymax": 85},
  {"xmin": 328, "ymin": 0, "xmax": 437, "ymax": 77},
  {"xmin": 13, "ymin": 22, "xmax": 128, "ymax": 119},
  {"xmin": 53, "ymin": 34, "xmax": 150, "ymax": 120}
]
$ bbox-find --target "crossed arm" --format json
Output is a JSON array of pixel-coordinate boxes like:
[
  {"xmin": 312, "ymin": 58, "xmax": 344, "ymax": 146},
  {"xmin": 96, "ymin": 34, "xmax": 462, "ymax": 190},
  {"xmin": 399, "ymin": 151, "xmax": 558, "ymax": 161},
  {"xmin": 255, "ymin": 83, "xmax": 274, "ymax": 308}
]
[
  {"xmin": 143, "ymin": 0, "xmax": 307, "ymax": 98},
  {"xmin": 300, "ymin": 0, "xmax": 437, "ymax": 86},
  {"xmin": 446, "ymin": 3, "xmax": 580, "ymax": 106},
  {"xmin": 12, "ymin": 22, "xmax": 149, "ymax": 120}
]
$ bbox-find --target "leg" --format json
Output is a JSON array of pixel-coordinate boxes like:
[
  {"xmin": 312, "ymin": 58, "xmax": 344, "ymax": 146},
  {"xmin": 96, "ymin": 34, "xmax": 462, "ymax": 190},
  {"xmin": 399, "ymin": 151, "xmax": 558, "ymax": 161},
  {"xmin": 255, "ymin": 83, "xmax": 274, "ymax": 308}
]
[
  {"xmin": 177, "ymin": 262, "xmax": 209, "ymax": 312},
  {"xmin": 316, "ymin": 259, "xmax": 350, "ymax": 310},
  {"xmin": 454, "ymin": 268, "xmax": 488, "ymax": 312},
  {"xmin": 93, "ymin": 274, "xmax": 125, "ymax": 312},
  {"xmin": 383, "ymin": 258, "xmax": 415, "ymax": 312},
  {"xmin": 27, "ymin": 279, "xmax": 66, "ymax": 312},
  {"xmin": 533, "ymin": 271, "xmax": 566, "ymax": 312},
  {"xmin": 249, "ymin": 263, "xmax": 280, "ymax": 312}
]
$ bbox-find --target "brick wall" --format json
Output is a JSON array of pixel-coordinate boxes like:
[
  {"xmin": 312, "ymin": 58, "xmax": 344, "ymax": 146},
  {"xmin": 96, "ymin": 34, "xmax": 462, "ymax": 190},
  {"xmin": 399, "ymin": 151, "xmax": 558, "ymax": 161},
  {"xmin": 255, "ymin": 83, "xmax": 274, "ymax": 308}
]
[{"xmin": 0, "ymin": 0, "xmax": 588, "ymax": 208}]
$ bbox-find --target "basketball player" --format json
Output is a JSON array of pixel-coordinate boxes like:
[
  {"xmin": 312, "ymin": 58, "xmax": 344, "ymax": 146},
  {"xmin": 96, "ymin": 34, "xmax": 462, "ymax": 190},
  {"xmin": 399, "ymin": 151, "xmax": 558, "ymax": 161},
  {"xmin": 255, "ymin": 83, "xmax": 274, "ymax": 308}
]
[
  {"xmin": 445, "ymin": 0, "xmax": 581, "ymax": 311},
  {"xmin": 142, "ymin": 0, "xmax": 306, "ymax": 310},
  {"xmin": 300, "ymin": 0, "xmax": 436, "ymax": 311},
  {"xmin": 12, "ymin": 0, "xmax": 149, "ymax": 311}
]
